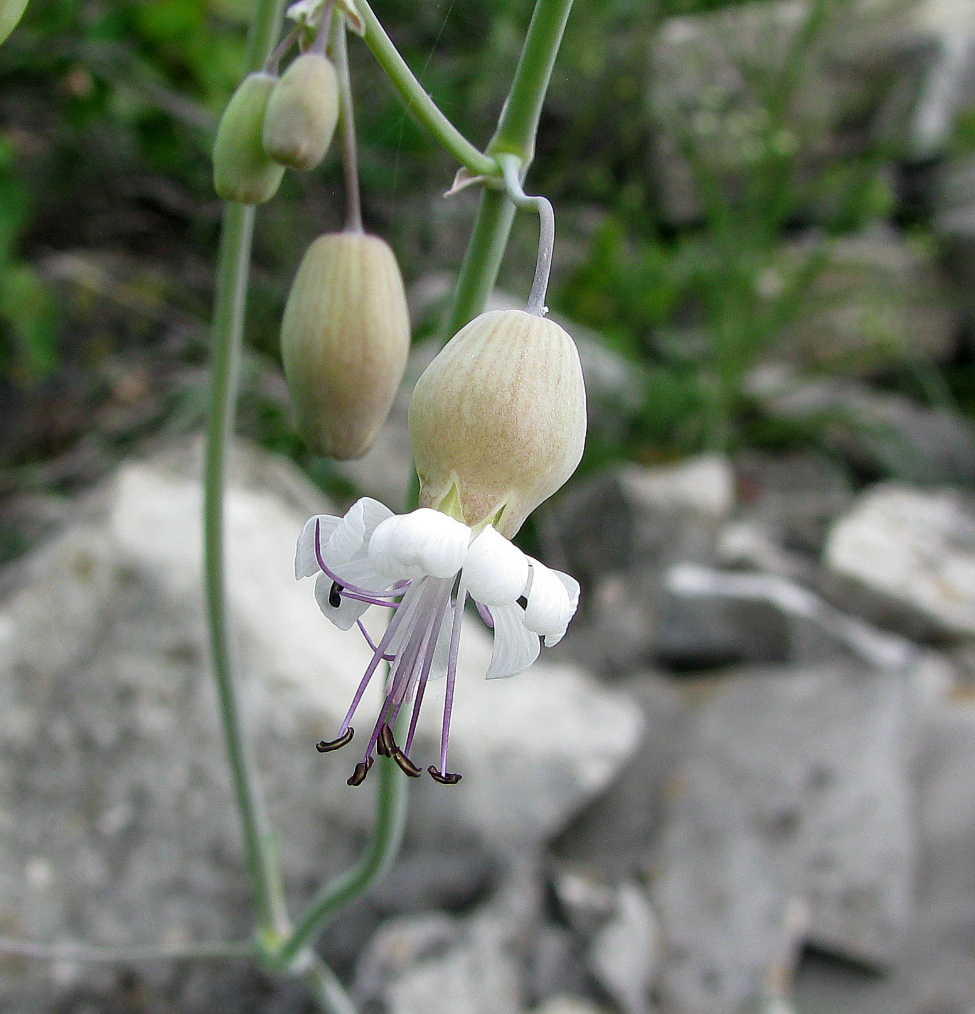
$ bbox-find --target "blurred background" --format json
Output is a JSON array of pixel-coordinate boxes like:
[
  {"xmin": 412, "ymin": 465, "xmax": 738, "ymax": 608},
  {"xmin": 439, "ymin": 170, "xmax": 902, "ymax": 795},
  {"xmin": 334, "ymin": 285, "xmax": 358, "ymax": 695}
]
[{"xmin": 2, "ymin": 0, "xmax": 975, "ymax": 1011}]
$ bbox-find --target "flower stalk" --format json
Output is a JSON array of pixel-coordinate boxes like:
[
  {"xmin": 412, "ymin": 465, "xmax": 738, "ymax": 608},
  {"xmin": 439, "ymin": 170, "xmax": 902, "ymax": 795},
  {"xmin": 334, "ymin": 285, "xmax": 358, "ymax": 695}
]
[{"xmin": 445, "ymin": 0, "xmax": 576, "ymax": 335}]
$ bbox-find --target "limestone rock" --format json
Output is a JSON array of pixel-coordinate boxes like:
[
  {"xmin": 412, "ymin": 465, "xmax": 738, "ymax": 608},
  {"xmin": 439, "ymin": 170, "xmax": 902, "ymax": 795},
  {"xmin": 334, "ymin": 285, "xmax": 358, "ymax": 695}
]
[
  {"xmin": 652, "ymin": 664, "xmax": 916, "ymax": 1014},
  {"xmin": 825, "ymin": 484, "xmax": 975, "ymax": 639}
]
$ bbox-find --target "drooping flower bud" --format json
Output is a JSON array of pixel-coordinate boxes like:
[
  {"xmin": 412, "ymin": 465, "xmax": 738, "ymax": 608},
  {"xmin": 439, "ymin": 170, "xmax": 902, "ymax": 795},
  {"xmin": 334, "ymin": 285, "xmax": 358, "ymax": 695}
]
[
  {"xmin": 213, "ymin": 72, "xmax": 285, "ymax": 204},
  {"xmin": 408, "ymin": 308, "xmax": 587, "ymax": 537},
  {"xmin": 0, "ymin": 0, "xmax": 28, "ymax": 44},
  {"xmin": 262, "ymin": 53, "xmax": 339, "ymax": 171},
  {"xmin": 280, "ymin": 232, "xmax": 410, "ymax": 460}
]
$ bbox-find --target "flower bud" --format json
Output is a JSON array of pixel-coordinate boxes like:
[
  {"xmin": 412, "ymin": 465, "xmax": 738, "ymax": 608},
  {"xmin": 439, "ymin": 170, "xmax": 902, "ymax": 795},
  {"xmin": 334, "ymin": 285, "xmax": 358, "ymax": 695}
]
[
  {"xmin": 213, "ymin": 72, "xmax": 285, "ymax": 204},
  {"xmin": 280, "ymin": 232, "xmax": 410, "ymax": 460},
  {"xmin": 0, "ymin": 0, "xmax": 28, "ymax": 44},
  {"xmin": 262, "ymin": 53, "xmax": 339, "ymax": 171},
  {"xmin": 409, "ymin": 308, "xmax": 587, "ymax": 537}
]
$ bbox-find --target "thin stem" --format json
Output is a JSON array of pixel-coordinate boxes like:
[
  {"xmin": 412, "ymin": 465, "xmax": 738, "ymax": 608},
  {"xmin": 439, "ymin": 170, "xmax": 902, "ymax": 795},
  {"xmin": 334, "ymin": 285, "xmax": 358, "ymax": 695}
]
[
  {"xmin": 334, "ymin": 19, "xmax": 363, "ymax": 232},
  {"xmin": 205, "ymin": 0, "xmax": 290, "ymax": 939},
  {"xmin": 0, "ymin": 937, "xmax": 254, "ymax": 963},
  {"xmin": 351, "ymin": 0, "xmax": 497, "ymax": 178},
  {"xmin": 302, "ymin": 953, "xmax": 359, "ymax": 1014},
  {"xmin": 486, "ymin": 0, "xmax": 576, "ymax": 163},
  {"xmin": 498, "ymin": 153, "xmax": 554, "ymax": 315},
  {"xmin": 443, "ymin": 0, "xmax": 575, "ymax": 334},
  {"xmin": 264, "ymin": 26, "xmax": 298, "ymax": 73},
  {"xmin": 276, "ymin": 745, "xmax": 408, "ymax": 966}
]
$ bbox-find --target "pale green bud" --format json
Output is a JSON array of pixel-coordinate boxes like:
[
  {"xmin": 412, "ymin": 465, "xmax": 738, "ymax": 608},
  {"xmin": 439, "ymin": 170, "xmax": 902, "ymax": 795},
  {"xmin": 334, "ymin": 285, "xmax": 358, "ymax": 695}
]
[
  {"xmin": 408, "ymin": 309, "xmax": 587, "ymax": 538},
  {"xmin": 213, "ymin": 72, "xmax": 285, "ymax": 205},
  {"xmin": 262, "ymin": 53, "xmax": 339, "ymax": 171},
  {"xmin": 280, "ymin": 232, "xmax": 411, "ymax": 460},
  {"xmin": 0, "ymin": 0, "xmax": 28, "ymax": 44}
]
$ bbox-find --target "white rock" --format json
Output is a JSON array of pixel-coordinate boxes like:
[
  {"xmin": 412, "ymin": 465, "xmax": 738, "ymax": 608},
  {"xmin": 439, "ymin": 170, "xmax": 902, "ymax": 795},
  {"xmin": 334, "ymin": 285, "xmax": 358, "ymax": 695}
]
[{"xmin": 825, "ymin": 484, "xmax": 975, "ymax": 638}]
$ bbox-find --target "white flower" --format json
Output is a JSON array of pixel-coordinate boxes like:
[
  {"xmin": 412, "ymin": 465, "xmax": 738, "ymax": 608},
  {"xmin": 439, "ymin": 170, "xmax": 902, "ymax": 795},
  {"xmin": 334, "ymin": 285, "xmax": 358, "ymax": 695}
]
[{"xmin": 296, "ymin": 497, "xmax": 579, "ymax": 785}]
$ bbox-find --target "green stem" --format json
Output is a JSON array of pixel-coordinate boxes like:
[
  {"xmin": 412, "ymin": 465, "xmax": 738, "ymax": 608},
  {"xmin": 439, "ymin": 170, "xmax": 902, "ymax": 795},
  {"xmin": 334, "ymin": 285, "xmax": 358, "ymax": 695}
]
[
  {"xmin": 444, "ymin": 0, "xmax": 576, "ymax": 334},
  {"xmin": 486, "ymin": 0, "xmax": 575, "ymax": 162},
  {"xmin": 206, "ymin": 203, "xmax": 288, "ymax": 937},
  {"xmin": 352, "ymin": 0, "xmax": 496, "ymax": 178},
  {"xmin": 275, "ymin": 752, "xmax": 408, "ymax": 966},
  {"xmin": 442, "ymin": 188, "xmax": 517, "ymax": 337},
  {"xmin": 205, "ymin": 0, "xmax": 289, "ymax": 938}
]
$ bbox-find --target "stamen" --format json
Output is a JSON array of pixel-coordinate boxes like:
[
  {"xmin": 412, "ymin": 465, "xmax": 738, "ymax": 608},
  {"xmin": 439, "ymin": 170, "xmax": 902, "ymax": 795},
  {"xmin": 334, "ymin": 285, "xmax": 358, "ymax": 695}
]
[
  {"xmin": 428, "ymin": 767, "xmax": 461, "ymax": 784},
  {"xmin": 438, "ymin": 580, "xmax": 467, "ymax": 778},
  {"xmin": 358, "ymin": 618, "xmax": 396, "ymax": 659},
  {"xmin": 314, "ymin": 518, "xmax": 409, "ymax": 602},
  {"xmin": 316, "ymin": 727, "xmax": 354, "ymax": 752},
  {"xmin": 329, "ymin": 581, "xmax": 342, "ymax": 608},
  {"xmin": 347, "ymin": 757, "xmax": 373, "ymax": 786},
  {"xmin": 516, "ymin": 595, "xmax": 528, "ymax": 609},
  {"xmin": 336, "ymin": 581, "xmax": 425, "ymax": 736},
  {"xmin": 377, "ymin": 722, "xmax": 396, "ymax": 757},
  {"xmin": 393, "ymin": 747, "xmax": 422, "ymax": 778}
]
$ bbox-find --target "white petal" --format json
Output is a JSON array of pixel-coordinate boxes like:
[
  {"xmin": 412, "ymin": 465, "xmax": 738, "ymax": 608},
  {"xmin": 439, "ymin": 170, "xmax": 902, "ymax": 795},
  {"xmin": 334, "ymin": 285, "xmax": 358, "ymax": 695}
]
[
  {"xmin": 368, "ymin": 508, "xmax": 470, "ymax": 580},
  {"xmin": 464, "ymin": 526, "xmax": 530, "ymax": 606},
  {"xmin": 485, "ymin": 602, "xmax": 540, "ymax": 679},
  {"xmin": 295, "ymin": 514, "xmax": 341, "ymax": 578},
  {"xmin": 368, "ymin": 515, "xmax": 424, "ymax": 579},
  {"xmin": 544, "ymin": 570, "xmax": 581, "ymax": 646},
  {"xmin": 313, "ymin": 572, "xmax": 371, "ymax": 630},
  {"xmin": 326, "ymin": 497, "xmax": 394, "ymax": 566},
  {"xmin": 524, "ymin": 559, "xmax": 574, "ymax": 643}
]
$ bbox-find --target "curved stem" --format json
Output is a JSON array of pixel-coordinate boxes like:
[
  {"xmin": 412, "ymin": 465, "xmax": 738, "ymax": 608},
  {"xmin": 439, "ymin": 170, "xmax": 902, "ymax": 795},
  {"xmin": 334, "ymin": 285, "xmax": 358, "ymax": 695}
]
[
  {"xmin": 498, "ymin": 153, "xmax": 555, "ymax": 316},
  {"xmin": 334, "ymin": 19, "xmax": 363, "ymax": 232},
  {"xmin": 351, "ymin": 0, "xmax": 497, "ymax": 178},
  {"xmin": 205, "ymin": 0, "xmax": 290, "ymax": 939},
  {"xmin": 443, "ymin": 0, "xmax": 576, "ymax": 335},
  {"xmin": 275, "ymin": 747, "xmax": 408, "ymax": 967}
]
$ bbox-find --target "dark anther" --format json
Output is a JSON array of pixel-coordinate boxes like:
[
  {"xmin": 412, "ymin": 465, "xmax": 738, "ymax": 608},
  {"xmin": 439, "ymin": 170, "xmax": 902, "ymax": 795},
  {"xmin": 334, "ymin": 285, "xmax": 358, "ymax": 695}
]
[
  {"xmin": 428, "ymin": 766, "xmax": 462, "ymax": 784},
  {"xmin": 328, "ymin": 581, "xmax": 343, "ymax": 608},
  {"xmin": 347, "ymin": 757, "xmax": 374, "ymax": 786},
  {"xmin": 393, "ymin": 748, "xmax": 422, "ymax": 778},
  {"xmin": 377, "ymin": 723, "xmax": 396, "ymax": 758},
  {"xmin": 316, "ymin": 727, "xmax": 354, "ymax": 752},
  {"xmin": 516, "ymin": 595, "xmax": 528, "ymax": 609}
]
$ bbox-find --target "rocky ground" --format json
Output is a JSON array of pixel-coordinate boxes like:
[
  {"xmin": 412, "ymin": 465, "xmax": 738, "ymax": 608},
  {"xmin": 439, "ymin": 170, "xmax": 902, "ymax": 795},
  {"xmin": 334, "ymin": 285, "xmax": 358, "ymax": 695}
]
[
  {"xmin": 2, "ymin": 0, "xmax": 975, "ymax": 1011},
  {"xmin": 3, "ymin": 413, "xmax": 975, "ymax": 1014}
]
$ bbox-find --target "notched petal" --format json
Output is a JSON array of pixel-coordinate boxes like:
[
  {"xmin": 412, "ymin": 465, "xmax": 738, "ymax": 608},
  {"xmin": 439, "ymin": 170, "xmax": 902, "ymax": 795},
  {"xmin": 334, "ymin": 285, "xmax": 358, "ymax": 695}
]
[
  {"xmin": 524, "ymin": 559, "xmax": 574, "ymax": 642},
  {"xmin": 296, "ymin": 514, "xmax": 341, "ymax": 578},
  {"xmin": 464, "ymin": 525, "xmax": 530, "ymax": 605}
]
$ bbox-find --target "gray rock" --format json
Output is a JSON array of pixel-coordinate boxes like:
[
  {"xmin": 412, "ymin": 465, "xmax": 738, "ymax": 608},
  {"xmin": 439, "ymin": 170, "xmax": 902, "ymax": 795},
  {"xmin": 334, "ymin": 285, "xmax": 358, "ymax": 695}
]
[
  {"xmin": 747, "ymin": 367, "xmax": 975, "ymax": 484},
  {"xmin": 0, "ymin": 442, "xmax": 642, "ymax": 1010},
  {"xmin": 551, "ymin": 673, "xmax": 691, "ymax": 879},
  {"xmin": 652, "ymin": 664, "xmax": 916, "ymax": 1014},
  {"xmin": 794, "ymin": 696, "xmax": 975, "ymax": 1014},
  {"xmin": 353, "ymin": 866, "xmax": 543, "ymax": 1014},
  {"xmin": 552, "ymin": 456, "xmax": 742, "ymax": 670},
  {"xmin": 646, "ymin": 0, "xmax": 923, "ymax": 225},
  {"xmin": 771, "ymin": 233, "xmax": 959, "ymax": 375},
  {"xmin": 586, "ymin": 882, "xmax": 660, "ymax": 1014},
  {"xmin": 825, "ymin": 484, "xmax": 975, "ymax": 639}
]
